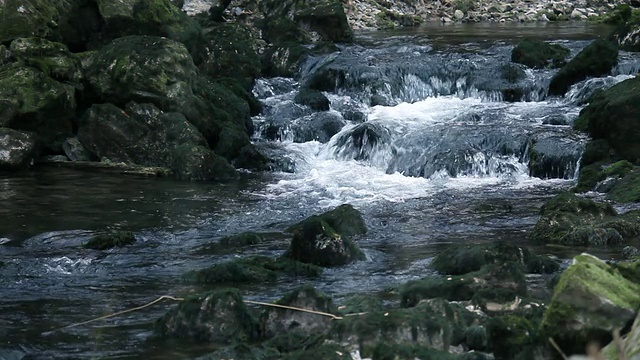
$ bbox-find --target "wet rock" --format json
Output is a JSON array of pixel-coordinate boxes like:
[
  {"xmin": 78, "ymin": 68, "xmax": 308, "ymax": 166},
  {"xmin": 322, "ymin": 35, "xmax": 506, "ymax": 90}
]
[
  {"xmin": 486, "ymin": 312, "xmax": 544, "ymax": 360},
  {"xmin": 529, "ymin": 193, "xmax": 628, "ymax": 246},
  {"xmin": 431, "ymin": 242, "xmax": 560, "ymax": 276},
  {"xmin": 83, "ymin": 231, "xmax": 135, "ymax": 250},
  {"xmin": 331, "ymin": 298, "xmax": 474, "ymax": 357},
  {"xmin": 527, "ymin": 130, "xmax": 584, "ymax": 179},
  {"xmin": 260, "ymin": 286, "xmax": 337, "ymax": 339},
  {"xmin": 622, "ymin": 245, "xmax": 640, "ymax": 259},
  {"xmin": 0, "ymin": 128, "xmax": 38, "ymax": 169},
  {"xmin": 283, "ymin": 343, "xmax": 352, "ymax": 360},
  {"xmin": 0, "ymin": 45, "xmax": 11, "ymax": 66},
  {"xmin": 284, "ymin": 204, "xmax": 366, "ymax": 267},
  {"xmin": 261, "ymin": 42, "xmax": 310, "ymax": 78},
  {"xmin": 0, "ymin": 64, "xmax": 75, "ymax": 152},
  {"xmin": 157, "ymin": 288, "xmax": 259, "ymax": 343},
  {"xmin": 9, "ymin": 37, "xmax": 82, "ymax": 83},
  {"xmin": 259, "ymin": 0, "xmax": 353, "ymax": 43},
  {"xmin": 196, "ymin": 343, "xmax": 281, "ymax": 360},
  {"xmin": 62, "ymin": 137, "xmax": 91, "ymax": 162},
  {"xmin": 401, "ymin": 262, "xmax": 527, "ymax": 307},
  {"xmin": 291, "ymin": 112, "xmax": 346, "ymax": 143},
  {"xmin": 184, "ymin": 256, "xmax": 321, "ymax": 285},
  {"xmin": 548, "ymin": 39, "xmax": 618, "ymax": 96},
  {"xmin": 511, "ymin": 39, "xmax": 570, "ymax": 69},
  {"xmin": 294, "ymin": 88, "xmax": 330, "ymax": 111},
  {"xmin": 0, "ymin": 0, "xmax": 80, "ymax": 44},
  {"xmin": 333, "ymin": 122, "xmax": 392, "ymax": 163},
  {"xmin": 371, "ymin": 343, "xmax": 460, "ymax": 360},
  {"xmin": 541, "ymin": 254, "xmax": 640, "ymax": 356},
  {"xmin": 198, "ymin": 23, "xmax": 260, "ymax": 88},
  {"xmin": 576, "ymin": 76, "xmax": 640, "ymax": 164},
  {"xmin": 608, "ymin": 169, "xmax": 640, "ymax": 203},
  {"xmin": 77, "ymin": 102, "xmax": 236, "ymax": 181}
]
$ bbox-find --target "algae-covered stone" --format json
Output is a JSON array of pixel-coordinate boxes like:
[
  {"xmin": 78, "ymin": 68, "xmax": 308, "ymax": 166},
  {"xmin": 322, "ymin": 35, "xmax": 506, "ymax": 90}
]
[
  {"xmin": 371, "ymin": 343, "xmax": 459, "ymax": 360},
  {"xmin": 431, "ymin": 242, "xmax": 559, "ymax": 276},
  {"xmin": 83, "ymin": 35, "xmax": 197, "ymax": 109},
  {"xmin": 284, "ymin": 343, "xmax": 352, "ymax": 360},
  {"xmin": 332, "ymin": 298, "xmax": 474, "ymax": 357},
  {"xmin": 10, "ymin": 37, "xmax": 82, "ymax": 83},
  {"xmin": 548, "ymin": 39, "xmax": 618, "ymax": 96},
  {"xmin": 0, "ymin": 128, "xmax": 38, "ymax": 169},
  {"xmin": 285, "ymin": 204, "xmax": 366, "ymax": 267},
  {"xmin": 607, "ymin": 169, "xmax": 640, "ymax": 203},
  {"xmin": 575, "ymin": 76, "xmax": 640, "ymax": 163},
  {"xmin": 198, "ymin": 23, "xmax": 260, "ymax": 88},
  {"xmin": 0, "ymin": 0, "xmax": 64, "ymax": 43},
  {"xmin": 401, "ymin": 263, "xmax": 527, "ymax": 307},
  {"xmin": 184, "ymin": 256, "xmax": 322, "ymax": 285},
  {"xmin": 529, "ymin": 193, "xmax": 627, "ymax": 245},
  {"xmin": 511, "ymin": 39, "xmax": 570, "ymax": 69},
  {"xmin": 196, "ymin": 343, "xmax": 281, "ymax": 360},
  {"xmin": 157, "ymin": 288, "xmax": 258, "ymax": 343},
  {"xmin": 486, "ymin": 314, "xmax": 544, "ymax": 360},
  {"xmin": 0, "ymin": 64, "xmax": 75, "ymax": 152},
  {"xmin": 260, "ymin": 286, "xmax": 337, "ymax": 339},
  {"xmin": 83, "ymin": 231, "xmax": 135, "ymax": 250},
  {"xmin": 541, "ymin": 254, "xmax": 640, "ymax": 356}
]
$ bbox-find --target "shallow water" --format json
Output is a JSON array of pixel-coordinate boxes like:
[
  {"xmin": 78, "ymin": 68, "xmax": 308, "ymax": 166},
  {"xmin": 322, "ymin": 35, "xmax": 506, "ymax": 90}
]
[{"xmin": 1, "ymin": 22, "xmax": 637, "ymax": 359}]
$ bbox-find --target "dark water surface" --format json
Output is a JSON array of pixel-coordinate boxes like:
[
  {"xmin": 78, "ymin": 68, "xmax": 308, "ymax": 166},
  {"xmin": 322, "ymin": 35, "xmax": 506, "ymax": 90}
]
[{"xmin": 0, "ymin": 22, "xmax": 632, "ymax": 360}]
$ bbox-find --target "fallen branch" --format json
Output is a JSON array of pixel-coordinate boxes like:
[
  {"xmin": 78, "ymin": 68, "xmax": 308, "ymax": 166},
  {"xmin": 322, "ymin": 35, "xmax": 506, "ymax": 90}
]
[
  {"xmin": 549, "ymin": 337, "xmax": 568, "ymax": 360},
  {"xmin": 244, "ymin": 300, "xmax": 344, "ymax": 320}
]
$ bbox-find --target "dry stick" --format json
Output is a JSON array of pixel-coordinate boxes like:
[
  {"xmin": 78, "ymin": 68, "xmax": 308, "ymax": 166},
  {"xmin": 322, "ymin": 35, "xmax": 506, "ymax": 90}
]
[
  {"xmin": 613, "ymin": 328, "xmax": 627, "ymax": 360},
  {"xmin": 49, "ymin": 295, "xmax": 184, "ymax": 333},
  {"xmin": 244, "ymin": 300, "xmax": 344, "ymax": 320},
  {"xmin": 549, "ymin": 337, "xmax": 568, "ymax": 360}
]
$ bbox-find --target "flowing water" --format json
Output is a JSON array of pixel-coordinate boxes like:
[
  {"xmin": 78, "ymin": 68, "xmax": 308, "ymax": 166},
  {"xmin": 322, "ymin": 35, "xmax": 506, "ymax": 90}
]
[{"xmin": 1, "ymin": 22, "xmax": 639, "ymax": 359}]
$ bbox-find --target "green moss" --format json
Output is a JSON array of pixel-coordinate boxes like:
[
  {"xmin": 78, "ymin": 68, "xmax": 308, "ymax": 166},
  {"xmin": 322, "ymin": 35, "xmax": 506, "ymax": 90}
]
[
  {"xmin": 511, "ymin": 39, "xmax": 570, "ymax": 69},
  {"xmin": 339, "ymin": 294, "xmax": 385, "ymax": 314},
  {"xmin": 540, "ymin": 192, "xmax": 616, "ymax": 216},
  {"xmin": 574, "ymin": 161, "xmax": 606, "ymax": 192},
  {"xmin": 371, "ymin": 343, "xmax": 458, "ymax": 360},
  {"xmin": 608, "ymin": 170, "xmax": 640, "ymax": 203},
  {"xmin": 263, "ymin": 332, "xmax": 326, "ymax": 354},
  {"xmin": 548, "ymin": 39, "xmax": 618, "ymax": 96},
  {"xmin": 603, "ymin": 160, "xmax": 634, "ymax": 177},
  {"xmin": 83, "ymin": 231, "xmax": 136, "ymax": 250},
  {"xmin": 284, "ymin": 343, "xmax": 352, "ymax": 360},
  {"xmin": 579, "ymin": 139, "xmax": 611, "ymax": 165},
  {"xmin": 487, "ymin": 314, "xmax": 542, "ymax": 360}
]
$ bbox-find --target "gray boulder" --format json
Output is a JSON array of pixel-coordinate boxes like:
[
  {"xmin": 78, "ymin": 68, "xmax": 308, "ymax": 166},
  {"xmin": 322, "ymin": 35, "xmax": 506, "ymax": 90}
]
[{"xmin": 0, "ymin": 128, "xmax": 38, "ymax": 169}]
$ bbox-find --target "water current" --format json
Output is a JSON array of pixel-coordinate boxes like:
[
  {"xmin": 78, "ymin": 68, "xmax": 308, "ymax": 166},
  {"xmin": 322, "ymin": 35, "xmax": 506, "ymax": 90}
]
[{"xmin": 1, "ymin": 22, "xmax": 639, "ymax": 359}]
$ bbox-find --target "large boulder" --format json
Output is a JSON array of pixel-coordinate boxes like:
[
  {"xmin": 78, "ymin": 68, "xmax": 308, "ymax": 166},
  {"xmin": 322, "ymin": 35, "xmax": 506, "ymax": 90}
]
[
  {"xmin": 575, "ymin": 76, "xmax": 640, "ymax": 163},
  {"xmin": 511, "ymin": 39, "xmax": 570, "ymax": 69},
  {"xmin": 9, "ymin": 37, "xmax": 82, "ymax": 84},
  {"xmin": 157, "ymin": 289, "xmax": 259, "ymax": 343},
  {"xmin": 548, "ymin": 39, "xmax": 618, "ymax": 96},
  {"xmin": 198, "ymin": 23, "xmax": 260, "ymax": 88},
  {"xmin": 527, "ymin": 129, "xmax": 584, "ymax": 180},
  {"xmin": 0, "ymin": 128, "xmax": 39, "ymax": 169},
  {"xmin": 284, "ymin": 204, "xmax": 366, "ymax": 267},
  {"xmin": 0, "ymin": 0, "xmax": 76, "ymax": 43},
  {"xmin": 259, "ymin": 0, "xmax": 353, "ymax": 44},
  {"xmin": 0, "ymin": 64, "xmax": 75, "ymax": 152},
  {"xmin": 77, "ymin": 102, "xmax": 236, "ymax": 180},
  {"xmin": 541, "ymin": 254, "xmax": 640, "ymax": 356}
]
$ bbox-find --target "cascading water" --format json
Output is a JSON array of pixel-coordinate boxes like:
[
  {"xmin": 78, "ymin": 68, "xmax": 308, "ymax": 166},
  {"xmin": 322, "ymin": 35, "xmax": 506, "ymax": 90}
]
[{"xmin": 3, "ymin": 24, "xmax": 640, "ymax": 360}]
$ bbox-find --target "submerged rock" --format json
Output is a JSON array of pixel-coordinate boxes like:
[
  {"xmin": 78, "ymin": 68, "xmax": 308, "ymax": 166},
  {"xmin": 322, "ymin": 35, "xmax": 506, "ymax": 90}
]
[
  {"xmin": 284, "ymin": 204, "xmax": 366, "ymax": 267},
  {"xmin": 541, "ymin": 254, "xmax": 640, "ymax": 356},
  {"xmin": 157, "ymin": 288, "xmax": 258, "ymax": 343},
  {"xmin": 294, "ymin": 88, "xmax": 330, "ymax": 111},
  {"xmin": 431, "ymin": 242, "xmax": 559, "ymax": 276},
  {"xmin": 83, "ymin": 231, "xmax": 136, "ymax": 250},
  {"xmin": 548, "ymin": 39, "xmax": 618, "ymax": 96},
  {"xmin": 0, "ymin": 128, "xmax": 38, "ymax": 169}
]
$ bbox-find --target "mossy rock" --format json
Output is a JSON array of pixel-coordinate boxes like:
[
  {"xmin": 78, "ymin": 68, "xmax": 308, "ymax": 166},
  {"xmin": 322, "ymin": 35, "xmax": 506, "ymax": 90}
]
[
  {"xmin": 83, "ymin": 231, "xmax": 136, "ymax": 250},
  {"xmin": 260, "ymin": 286, "xmax": 338, "ymax": 339},
  {"xmin": 401, "ymin": 263, "xmax": 527, "ymax": 307},
  {"xmin": 541, "ymin": 254, "xmax": 640, "ymax": 356},
  {"xmin": 9, "ymin": 37, "xmax": 82, "ymax": 83},
  {"xmin": 464, "ymin": 326, "xmax": 488, "ymax": 351},
  {"xmin": 612, "ymin": 258, "xmax": 640, "ymax": 285},
  {"xmin": 261, "ymin": 42, "xmax": 310, "ymax": 78},
  {"xmin": 486, "ymin": 314, "xmax": 544, "ymax": 360},
  {"xmin": 539, "ymin": 192, "xmax": 616, "ymax": 217},
  {"xmin": 339, "ymin": 293, "xmax": 385, "ymax": 315},
  {"xmin": 262, "ymin": 332, "xmax": 326, "ymax": 354},
  {"xmin": 332, "ymin": 298, "xmax": 474, "ymax": 357},
  {"xmin": 285, "ymin": 204, "xmax": 366, "ymax": 267},
  {"xmin": 157, "ymin": 288, "xmax": 259, "ymax": 343},
  {"xmin": 371, "ymin": 343, "xmax": 459, "ymax": 360},
  {"xmin": 0, "ymin": 64, "xmax": 75, "ymax": 152},
  {"xmin": 548, "ymin": 39, "xmax": 618, "ymax": 96},
  {"xmin": 184, "ymin": 256, "xmax": 322, "ymax": 285},
  {"xmin": 198, "ymin": 23, "xmax": 260, "ymax": 89},
  {"xmin": 574, "ymin": 161, "xmax": 607, "ymax": 193},
  {"xmin": 0, "ymin": 0, "xmax": 78, "ymax": 43},
  {"xmin": 196, "ymin": 343, "xmax": 281, "ymax": 360},
  {"xmin": 511, "ymin": 39, "xmax": 570, "ymax": 69},
  {"xmin": 295, "ymin": 88, "xmax": 330, "ymax": 111},
  {"xmin": 283, "ymin": 343, "xmax": 352, "ymax": 360},
  {"xmin": 608, "ymin": 169, "xmax": 640, "ymax": 203},
  {"xmin": 578, "ymin": 139, "xmax": 611, "ymax": 166},
  {"xmin": 431, "ymin": 242, "xmax": 559, "ymax": 276},
  {"xmin": 575, "ymin": 76, "xmax": 640, "ymax": 163}
]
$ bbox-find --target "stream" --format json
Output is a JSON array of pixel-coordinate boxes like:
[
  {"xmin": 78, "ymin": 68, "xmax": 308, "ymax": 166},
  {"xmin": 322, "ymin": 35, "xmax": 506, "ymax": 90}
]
[{"xmin": 1, "ymin": 22, "xmax": 639, "ymax": 360}]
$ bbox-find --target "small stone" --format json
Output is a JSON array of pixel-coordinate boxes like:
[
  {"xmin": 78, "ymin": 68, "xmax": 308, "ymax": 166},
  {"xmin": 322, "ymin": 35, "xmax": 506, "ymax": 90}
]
[
  {"xmin": 454, "ymin": 9, "xmax": 464, "ymax": 19},
  {"xmin": 622, "ymin": 246, "xmax": 640, "ymax": 259},
  {"xmin": 62, "ymin": 137, "xmax": 91, "ymax": 162}
]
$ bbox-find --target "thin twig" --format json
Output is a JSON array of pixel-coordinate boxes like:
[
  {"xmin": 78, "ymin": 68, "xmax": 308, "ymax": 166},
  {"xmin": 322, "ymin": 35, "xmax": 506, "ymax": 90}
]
[
  {"xmin": 613, "ymin": 328, "xmax": 627, "ymax": 360},
  {"xmin": 549, "ymin": 337, "xmax": 568, "ymax": 360},
  {"xmin": 48, "ymin": 295, "xmax": 184, "ymax": 333},
  {"xmin": 244, "ymin": 300, "xmax": 343, "ymax": 320}
]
